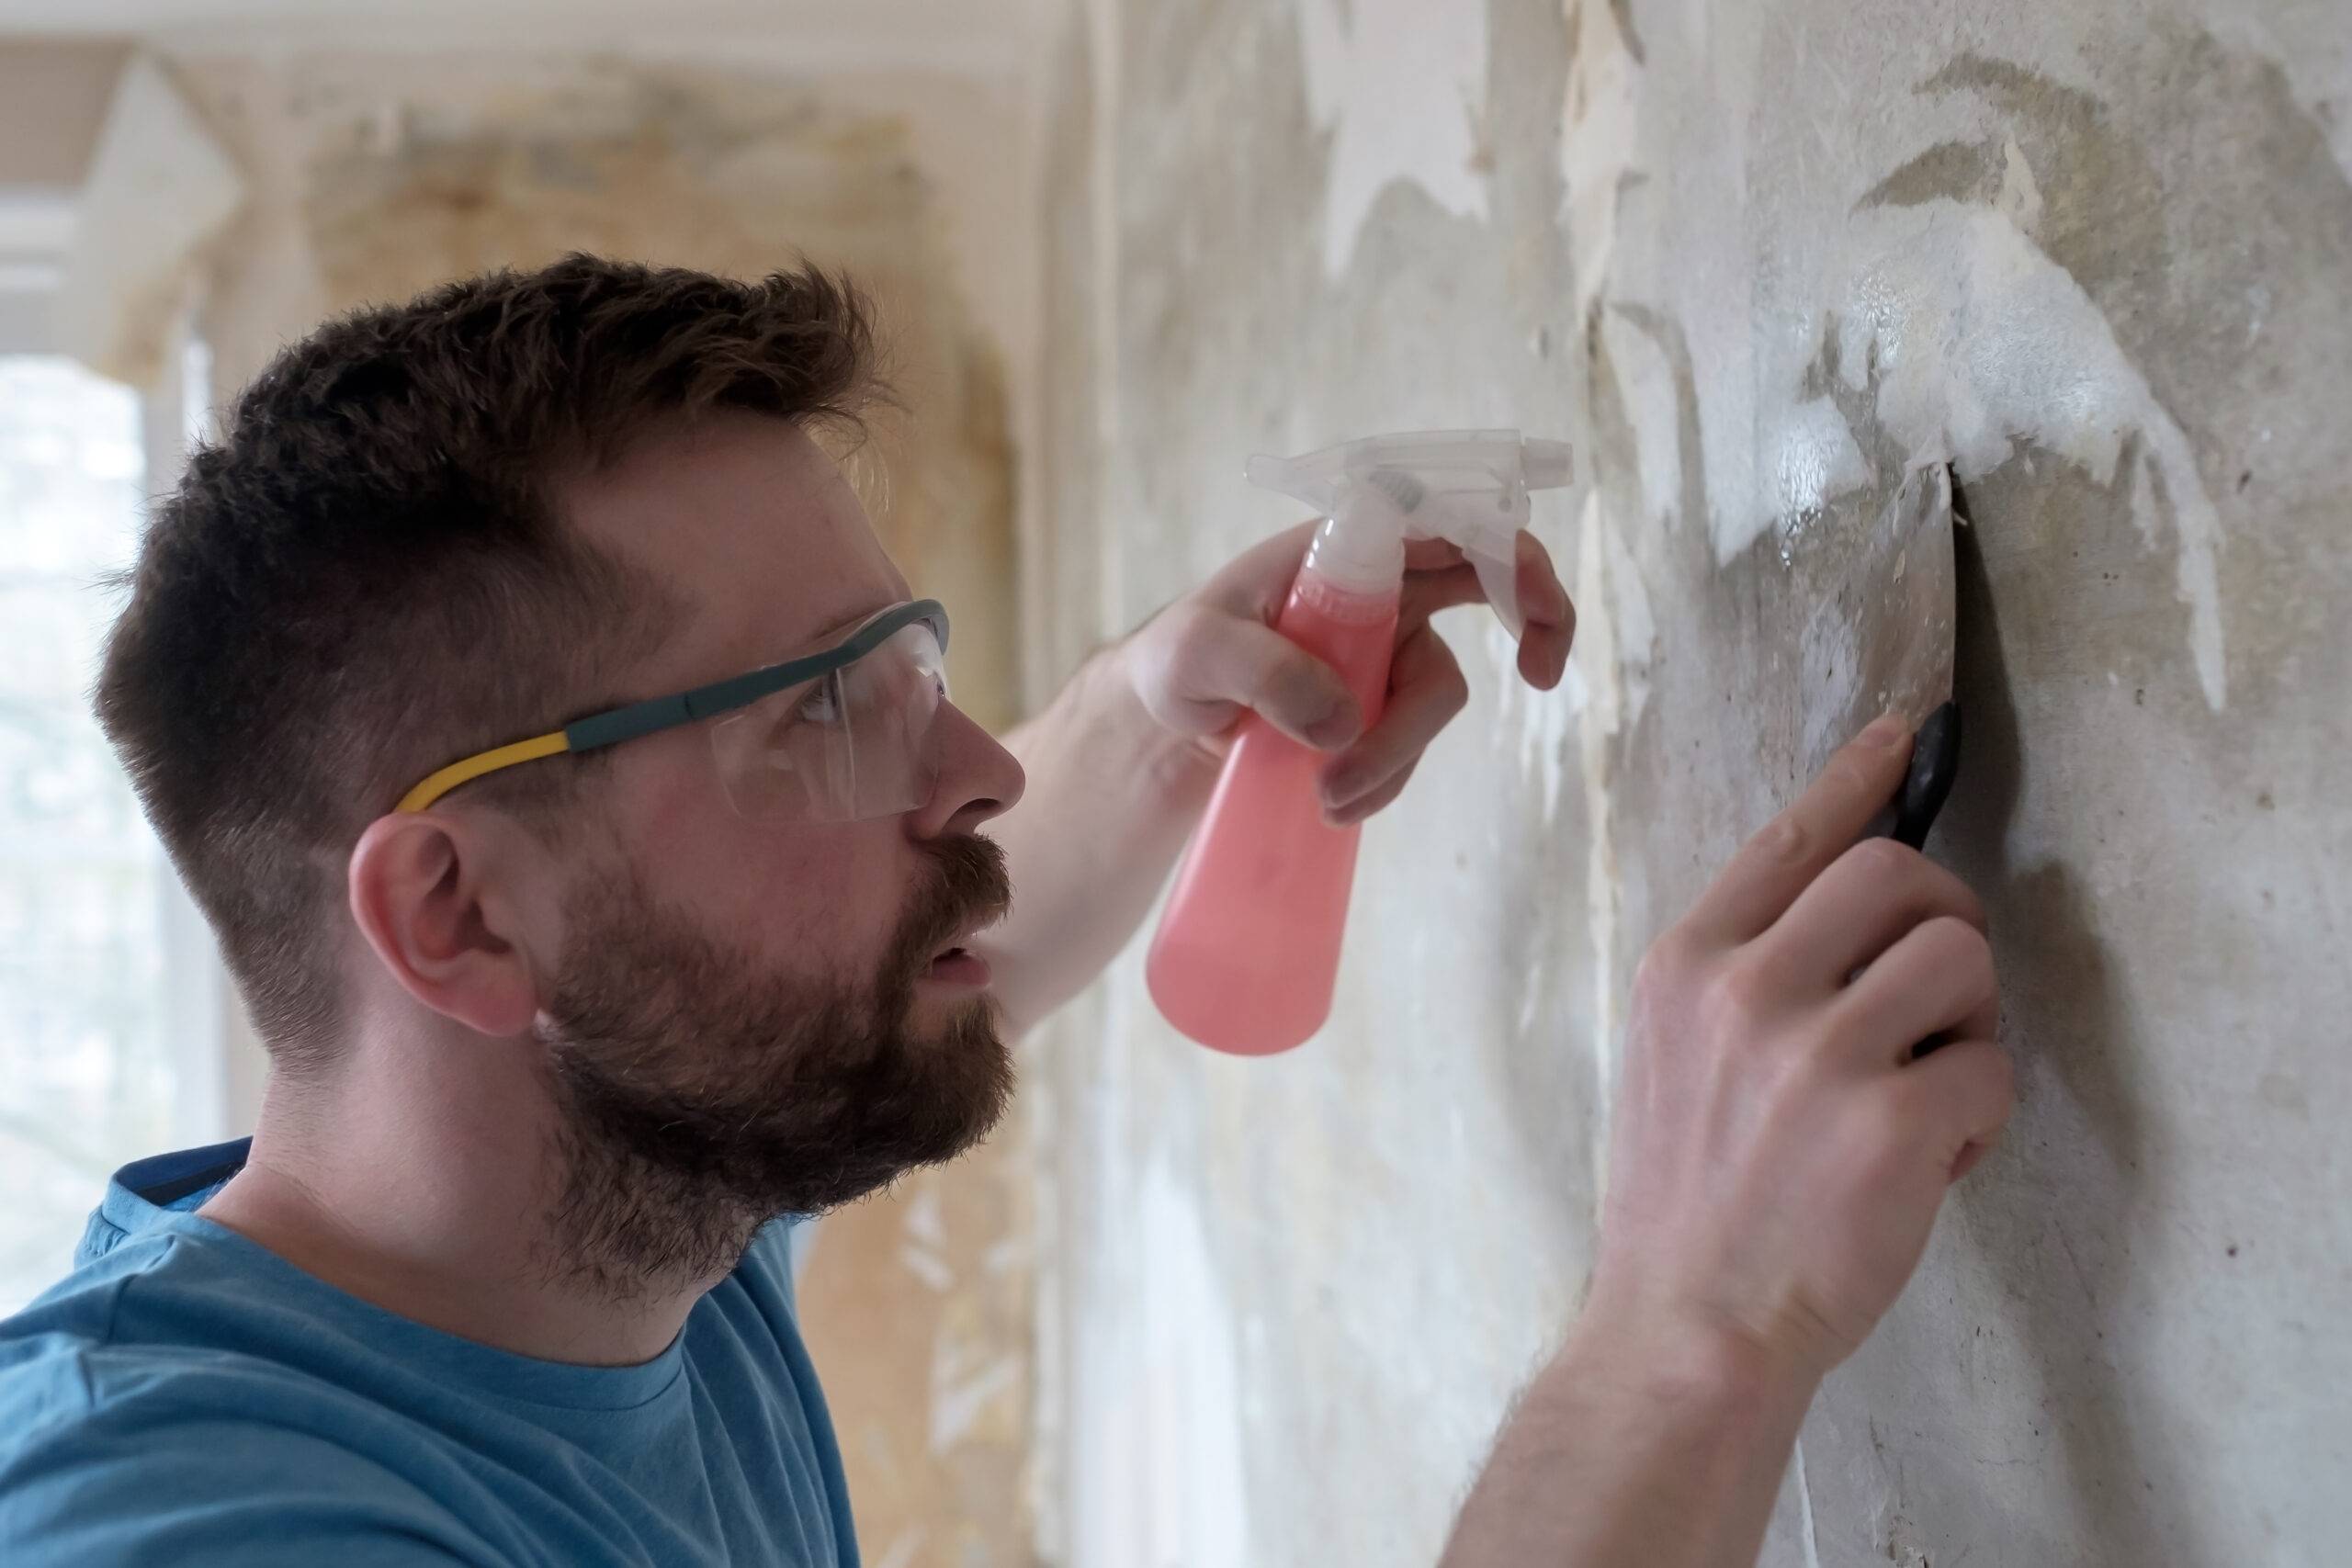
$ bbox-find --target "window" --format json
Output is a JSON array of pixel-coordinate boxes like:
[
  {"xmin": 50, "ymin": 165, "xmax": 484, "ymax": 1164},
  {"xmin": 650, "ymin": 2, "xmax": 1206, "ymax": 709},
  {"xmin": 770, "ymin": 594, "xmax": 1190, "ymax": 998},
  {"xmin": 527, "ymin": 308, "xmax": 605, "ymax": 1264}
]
[{"xmin": 0, "ymin": 327, "xmax": 232, "ymax": 1314}]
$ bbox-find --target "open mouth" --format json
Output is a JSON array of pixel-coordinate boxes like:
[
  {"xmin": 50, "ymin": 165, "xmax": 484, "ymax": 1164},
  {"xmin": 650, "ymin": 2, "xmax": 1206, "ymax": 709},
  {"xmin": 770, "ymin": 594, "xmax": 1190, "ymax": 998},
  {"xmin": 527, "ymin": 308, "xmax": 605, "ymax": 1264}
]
[{"xmin": 923, "ymin": 943, "xmax": 991, "ymax": 987}]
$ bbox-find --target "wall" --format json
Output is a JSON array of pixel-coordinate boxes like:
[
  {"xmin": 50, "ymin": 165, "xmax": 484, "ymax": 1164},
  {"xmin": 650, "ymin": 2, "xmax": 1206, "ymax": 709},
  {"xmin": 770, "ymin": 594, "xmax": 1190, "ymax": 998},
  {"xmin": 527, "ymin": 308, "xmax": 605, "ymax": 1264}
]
[
  {"xmin": 0, "ymin": 42, "xmax": 123, "ymax": 186},
  {"xmin": 1030, "ymin": 1, "xmax": 2352, "ymax": 1564}
]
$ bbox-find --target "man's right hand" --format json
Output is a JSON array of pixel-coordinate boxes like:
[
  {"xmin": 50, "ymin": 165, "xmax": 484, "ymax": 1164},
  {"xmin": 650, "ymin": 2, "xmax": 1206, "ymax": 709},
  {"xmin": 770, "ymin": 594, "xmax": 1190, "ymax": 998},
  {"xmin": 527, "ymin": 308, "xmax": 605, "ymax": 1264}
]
[
  {"xmin": 1442, "ymin": 716, "xmax": 2014, "ymax": 1568},
  {"xmin": 1585, "ymin": 711, "xmax": 2014, "ymax": 1384}
]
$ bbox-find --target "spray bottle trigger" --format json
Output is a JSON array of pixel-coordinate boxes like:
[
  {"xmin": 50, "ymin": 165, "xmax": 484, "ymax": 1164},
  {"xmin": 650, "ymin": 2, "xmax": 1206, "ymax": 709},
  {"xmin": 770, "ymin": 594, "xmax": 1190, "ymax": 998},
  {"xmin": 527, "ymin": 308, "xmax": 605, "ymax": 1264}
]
[{"xmin": 1469, "ymin": 544, "xmax": 1523, "ymax": 638}]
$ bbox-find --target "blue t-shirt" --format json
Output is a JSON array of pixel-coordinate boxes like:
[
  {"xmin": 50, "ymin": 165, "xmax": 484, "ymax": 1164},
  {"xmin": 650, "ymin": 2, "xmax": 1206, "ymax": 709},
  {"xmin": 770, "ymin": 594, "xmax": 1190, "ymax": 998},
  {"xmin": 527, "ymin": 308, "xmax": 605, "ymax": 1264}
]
[{"xmin": 0, "ymin": 1139, "xmax": 859, "ymax": 1566}]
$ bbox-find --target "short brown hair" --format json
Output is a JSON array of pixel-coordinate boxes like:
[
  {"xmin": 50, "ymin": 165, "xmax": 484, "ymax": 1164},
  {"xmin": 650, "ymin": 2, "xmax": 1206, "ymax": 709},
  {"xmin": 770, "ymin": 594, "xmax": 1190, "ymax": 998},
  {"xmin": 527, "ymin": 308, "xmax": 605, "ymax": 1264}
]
[{"xmin": 95, "ymin": 254, "xmax": 881, "ymax": 1075}]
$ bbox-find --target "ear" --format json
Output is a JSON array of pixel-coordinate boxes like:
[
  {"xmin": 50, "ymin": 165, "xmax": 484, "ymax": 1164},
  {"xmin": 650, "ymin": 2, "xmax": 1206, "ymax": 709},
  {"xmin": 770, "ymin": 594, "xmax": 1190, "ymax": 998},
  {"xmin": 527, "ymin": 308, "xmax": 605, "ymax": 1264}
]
[{"xmin": 347, "ymin": 812, "xmax": 549, "ymax": 1040}]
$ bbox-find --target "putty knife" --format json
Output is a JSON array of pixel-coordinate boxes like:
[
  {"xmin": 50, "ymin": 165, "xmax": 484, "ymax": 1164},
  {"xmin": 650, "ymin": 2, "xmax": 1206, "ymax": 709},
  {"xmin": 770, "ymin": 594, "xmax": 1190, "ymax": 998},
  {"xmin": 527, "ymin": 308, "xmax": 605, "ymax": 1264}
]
[{"xmin": 1799, "ymin": 464, "xmax": 1962, "ymax": 847}]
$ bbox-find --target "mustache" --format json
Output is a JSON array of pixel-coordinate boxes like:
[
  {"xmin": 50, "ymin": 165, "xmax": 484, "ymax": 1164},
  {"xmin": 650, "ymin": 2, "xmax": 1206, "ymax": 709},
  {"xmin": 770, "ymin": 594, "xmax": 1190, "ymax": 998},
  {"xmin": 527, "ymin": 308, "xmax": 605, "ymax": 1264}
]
[{"xmin": 889, "ymin": 834, "xmax": 1013, "ymax": 979}]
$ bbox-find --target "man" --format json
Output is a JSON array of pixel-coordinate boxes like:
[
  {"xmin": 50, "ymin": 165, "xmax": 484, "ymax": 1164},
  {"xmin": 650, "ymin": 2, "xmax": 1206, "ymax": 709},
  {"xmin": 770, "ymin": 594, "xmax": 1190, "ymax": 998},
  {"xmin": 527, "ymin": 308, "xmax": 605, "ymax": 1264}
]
[{"xmin": 0, "ymin": 255, "xmax": 2008, "ymax": 1566}]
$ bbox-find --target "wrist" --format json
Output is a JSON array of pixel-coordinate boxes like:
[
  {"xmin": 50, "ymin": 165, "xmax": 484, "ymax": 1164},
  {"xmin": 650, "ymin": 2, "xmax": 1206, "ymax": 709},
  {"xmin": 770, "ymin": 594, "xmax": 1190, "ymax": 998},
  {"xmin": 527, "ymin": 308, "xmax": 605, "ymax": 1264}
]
[{"xmin": 1558, "ymin": 1291, "xmax": 1823, "ymax": 1437}]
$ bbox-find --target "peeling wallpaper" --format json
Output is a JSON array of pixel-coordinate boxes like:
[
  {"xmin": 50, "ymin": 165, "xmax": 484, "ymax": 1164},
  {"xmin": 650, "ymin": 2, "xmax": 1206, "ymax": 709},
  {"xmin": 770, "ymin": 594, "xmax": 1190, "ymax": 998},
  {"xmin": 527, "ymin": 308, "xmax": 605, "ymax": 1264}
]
[
  {"xmin": 1034, "ymin": 0, "xmax": 2352, "ymax": 1563},
  {"xmin": 1295, "ymin": 0, "xmax": 1491, "ymax": 276}
]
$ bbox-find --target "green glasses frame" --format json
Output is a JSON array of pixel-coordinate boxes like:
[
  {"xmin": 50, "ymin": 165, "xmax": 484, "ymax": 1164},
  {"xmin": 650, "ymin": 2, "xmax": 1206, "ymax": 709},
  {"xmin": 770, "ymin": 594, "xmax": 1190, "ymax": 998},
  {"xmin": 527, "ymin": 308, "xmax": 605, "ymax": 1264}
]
[{"xmin": 395, "ymin": 599, "xmax": 951, "ymax": 813}]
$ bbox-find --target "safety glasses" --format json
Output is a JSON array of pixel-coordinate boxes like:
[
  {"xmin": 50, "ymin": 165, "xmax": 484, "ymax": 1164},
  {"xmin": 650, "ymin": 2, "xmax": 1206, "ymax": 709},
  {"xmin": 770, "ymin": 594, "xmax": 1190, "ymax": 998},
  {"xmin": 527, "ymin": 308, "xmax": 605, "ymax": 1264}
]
[{"xmin": 395, "ymin": 599, "xmax": 953, "ymax": 824}]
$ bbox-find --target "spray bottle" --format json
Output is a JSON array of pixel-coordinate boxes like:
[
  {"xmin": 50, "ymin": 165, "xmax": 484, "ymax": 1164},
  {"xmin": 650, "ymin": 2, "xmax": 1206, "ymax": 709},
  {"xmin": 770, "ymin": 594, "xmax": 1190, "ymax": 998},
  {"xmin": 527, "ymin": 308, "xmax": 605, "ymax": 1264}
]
[{"xmin": 1146, "ymin": 430, "xmax": 1573, "ymax": 1055}]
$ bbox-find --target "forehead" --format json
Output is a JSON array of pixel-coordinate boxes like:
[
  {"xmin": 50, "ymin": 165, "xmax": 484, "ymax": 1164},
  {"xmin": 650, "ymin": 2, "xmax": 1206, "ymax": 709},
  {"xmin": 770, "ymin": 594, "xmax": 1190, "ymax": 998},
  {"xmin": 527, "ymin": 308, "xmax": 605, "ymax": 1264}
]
[{"xmin": 559, "ymin": 412, "xmax": 911, "ymax": 680}]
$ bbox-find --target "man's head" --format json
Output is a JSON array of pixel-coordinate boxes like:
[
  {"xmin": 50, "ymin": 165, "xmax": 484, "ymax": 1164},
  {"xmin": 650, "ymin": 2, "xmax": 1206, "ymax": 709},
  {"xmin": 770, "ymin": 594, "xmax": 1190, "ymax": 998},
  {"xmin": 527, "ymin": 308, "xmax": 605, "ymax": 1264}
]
[{"xmin": 96, "ymin": 255, "xmax": 1025, "ymax": 1281}]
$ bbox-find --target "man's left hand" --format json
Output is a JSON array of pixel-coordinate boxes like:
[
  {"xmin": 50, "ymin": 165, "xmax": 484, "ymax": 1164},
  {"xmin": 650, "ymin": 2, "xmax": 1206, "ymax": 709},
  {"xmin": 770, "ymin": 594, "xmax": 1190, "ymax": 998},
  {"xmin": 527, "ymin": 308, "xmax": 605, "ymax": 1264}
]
[{"xmin": 1121, "ymin": 524, "xmax": 1576, "ymax": 826}]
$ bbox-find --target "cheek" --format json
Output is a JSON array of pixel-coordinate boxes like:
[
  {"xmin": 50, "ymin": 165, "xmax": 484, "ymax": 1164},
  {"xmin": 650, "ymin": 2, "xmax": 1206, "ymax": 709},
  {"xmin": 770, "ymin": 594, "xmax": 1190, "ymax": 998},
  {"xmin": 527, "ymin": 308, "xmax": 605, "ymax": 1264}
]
[
  {"xmin": 741, "ymin": 832, "xmax": 908, "ymax": 970},
  {"xmin": 618, "ymin": 749, "xmax": 916, "ymax": 971},
  {"xmin": 661, "ymin": 822, "xmax": 911, "ymax": 972}
]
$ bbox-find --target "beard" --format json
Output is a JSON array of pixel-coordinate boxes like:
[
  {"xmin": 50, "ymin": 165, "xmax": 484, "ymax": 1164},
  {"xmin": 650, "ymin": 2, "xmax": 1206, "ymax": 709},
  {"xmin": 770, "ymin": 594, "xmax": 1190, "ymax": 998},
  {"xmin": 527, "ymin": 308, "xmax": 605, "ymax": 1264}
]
[{"xmin": 533, "ymin": 834, "xmax": 1014, "ymax": 1299}]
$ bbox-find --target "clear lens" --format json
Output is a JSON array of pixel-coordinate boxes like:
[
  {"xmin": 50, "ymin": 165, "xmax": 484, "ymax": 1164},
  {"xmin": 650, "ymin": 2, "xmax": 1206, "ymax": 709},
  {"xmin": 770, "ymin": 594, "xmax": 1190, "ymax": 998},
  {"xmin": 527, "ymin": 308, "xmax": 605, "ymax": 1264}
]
[{"xmin": 710, "ymin": 618, "xmax": 947, "ymax": 823}]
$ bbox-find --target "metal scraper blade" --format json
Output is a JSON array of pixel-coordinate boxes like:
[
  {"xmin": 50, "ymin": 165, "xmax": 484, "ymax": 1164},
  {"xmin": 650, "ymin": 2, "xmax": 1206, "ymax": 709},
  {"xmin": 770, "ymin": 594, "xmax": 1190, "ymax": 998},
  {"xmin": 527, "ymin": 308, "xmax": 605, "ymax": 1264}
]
[{"xmin": 1798, "ymin": 465, "xmax": 1958, "ymax": 779}]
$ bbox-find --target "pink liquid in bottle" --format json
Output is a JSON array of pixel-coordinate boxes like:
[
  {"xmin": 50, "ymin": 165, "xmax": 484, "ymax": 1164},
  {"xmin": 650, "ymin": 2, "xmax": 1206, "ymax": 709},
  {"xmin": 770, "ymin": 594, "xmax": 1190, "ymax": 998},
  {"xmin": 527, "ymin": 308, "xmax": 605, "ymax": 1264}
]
[{"xmin": 1147, "ymin": 567, "xmax": 1399, "ymax": 1055}]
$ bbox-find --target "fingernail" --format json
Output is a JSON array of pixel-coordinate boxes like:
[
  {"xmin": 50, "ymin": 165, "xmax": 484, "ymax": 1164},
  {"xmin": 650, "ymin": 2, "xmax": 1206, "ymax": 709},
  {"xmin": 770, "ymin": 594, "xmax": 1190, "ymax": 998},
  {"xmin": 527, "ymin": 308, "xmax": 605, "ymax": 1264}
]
[
  {"xmin": 1321, "ymin": 765, "xmax": 1363, "ymax": 808},
  {"xmin": 1860, "ymin": 713, "xmax": 1906, "ymax": 748},
  {"xmin": 1306, "ymin": 699, "xmax": 1362, "ymax": 750}
]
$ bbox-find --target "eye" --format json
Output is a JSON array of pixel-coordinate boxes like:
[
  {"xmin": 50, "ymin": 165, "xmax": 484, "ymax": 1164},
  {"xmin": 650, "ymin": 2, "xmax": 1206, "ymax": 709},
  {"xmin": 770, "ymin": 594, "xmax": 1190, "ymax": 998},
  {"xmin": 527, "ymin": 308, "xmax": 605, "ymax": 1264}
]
[{"xmin": 796, "ymin": 680, "xmax": 845, "ymax": 726}]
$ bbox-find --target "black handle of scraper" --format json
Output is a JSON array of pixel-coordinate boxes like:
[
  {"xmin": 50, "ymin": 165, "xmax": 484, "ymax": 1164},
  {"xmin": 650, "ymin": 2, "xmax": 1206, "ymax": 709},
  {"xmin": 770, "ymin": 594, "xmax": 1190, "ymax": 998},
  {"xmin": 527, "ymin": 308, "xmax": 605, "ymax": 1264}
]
[
  {"xmin": 1885, "ymin": 701, "xmax": 1963, "ymax": 1061},
  {"xmin": 1890, "ymin": 702, "xmax": 1961, "ymax": 851}
]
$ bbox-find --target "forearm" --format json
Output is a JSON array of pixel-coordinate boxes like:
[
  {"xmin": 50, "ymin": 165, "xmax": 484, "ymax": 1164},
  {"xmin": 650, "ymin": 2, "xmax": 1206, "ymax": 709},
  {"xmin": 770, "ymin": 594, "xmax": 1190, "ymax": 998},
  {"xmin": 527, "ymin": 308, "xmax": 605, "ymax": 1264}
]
[
  {"xmin": 978, "ymin": 644, "xmax": 1219, "ymax": 1036},
  {"xmin": 1442, "ymin": 1306, "xmax": 1816, "ymax": 1568}
]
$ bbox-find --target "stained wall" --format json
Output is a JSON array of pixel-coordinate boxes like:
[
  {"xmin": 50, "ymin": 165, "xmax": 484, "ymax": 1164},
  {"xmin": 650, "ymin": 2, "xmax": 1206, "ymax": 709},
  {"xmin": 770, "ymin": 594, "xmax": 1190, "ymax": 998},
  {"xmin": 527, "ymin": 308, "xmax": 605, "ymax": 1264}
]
[{"xmin": 1028, "ymin": 2, "xmax": 2352, "ymax": 1563}]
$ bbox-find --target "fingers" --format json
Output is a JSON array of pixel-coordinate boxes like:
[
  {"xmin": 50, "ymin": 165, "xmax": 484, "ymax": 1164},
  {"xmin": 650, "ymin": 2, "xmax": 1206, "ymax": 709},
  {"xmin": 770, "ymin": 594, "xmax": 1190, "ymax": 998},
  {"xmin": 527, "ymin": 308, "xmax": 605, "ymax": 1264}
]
[
  {"xmin": 1830, "ymin": 915, "xmax": 2000, "ymax": 1066},
  {"xmin": 1156, "ymin": 525, "xmax": 1568, "ymax": 768},
  {"xmin": 1238, "ymin": 622, "xmax": 1362, "ymax": 749},
  {"xmin": 1398, "ymin": 532, "xmax": 1575, "ymax": 692},
  {"xmin": 1684, "ymin": 716, "xmax": 1917, "ymax": 944},
  {"xmin": 1397, "ymin": 558, "xmax": 1487, "ymax": 624},
  {"xmin": 1950, "ymin": 1138, "xmax": 1996, "ymax": 1182},
  {"xmin": 1894, "ymin": 1038, "xmax": 2015, "ymax": 1180},
  {"xmin": 1515, "ymin": 531, "xmax": 1576, "ymax": 690},
  {"xmin": 1320, "ymin": 623, "xmax": 1466, "ymax": 821},
  {"xmin": 1327, "ymin": 756, "xmax": 1419, "ymax": 827},
  {"xmin": 1756, "ymin": 838, "xmax": 1986, "ymax": 990},
  {"xmin": 1160, "ymin": 604, "xmax": 1361, "ymax": 748}
]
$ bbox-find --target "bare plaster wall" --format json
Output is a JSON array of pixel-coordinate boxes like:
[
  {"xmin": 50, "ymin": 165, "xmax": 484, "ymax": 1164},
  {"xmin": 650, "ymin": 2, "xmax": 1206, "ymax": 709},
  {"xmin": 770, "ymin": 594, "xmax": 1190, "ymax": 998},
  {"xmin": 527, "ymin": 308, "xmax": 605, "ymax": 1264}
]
[
  {"xmin": 1031, "ymin": 1, "xmax": 2352, "ymax": 1563},
  {"xmin": 145, "ymin": 49, "xmax": 1039, "ymax": 1568}
]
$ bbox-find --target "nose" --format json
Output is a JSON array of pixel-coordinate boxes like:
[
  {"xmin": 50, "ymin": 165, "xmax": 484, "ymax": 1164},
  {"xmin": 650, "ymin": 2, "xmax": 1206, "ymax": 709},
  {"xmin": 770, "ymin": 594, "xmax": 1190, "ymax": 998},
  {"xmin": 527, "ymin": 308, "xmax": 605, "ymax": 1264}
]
[{"xmin": 904, "ymin": 701, "xmax": 1024, "ymax": 840}]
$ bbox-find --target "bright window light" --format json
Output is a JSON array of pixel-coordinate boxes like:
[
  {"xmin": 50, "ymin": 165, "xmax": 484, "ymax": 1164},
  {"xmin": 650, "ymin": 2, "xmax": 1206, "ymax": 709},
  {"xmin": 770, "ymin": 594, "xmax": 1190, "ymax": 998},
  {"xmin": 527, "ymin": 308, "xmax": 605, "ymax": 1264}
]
[{"xmin": 0, "ymin": 355, "xmax": 181, "ymax": 1314}]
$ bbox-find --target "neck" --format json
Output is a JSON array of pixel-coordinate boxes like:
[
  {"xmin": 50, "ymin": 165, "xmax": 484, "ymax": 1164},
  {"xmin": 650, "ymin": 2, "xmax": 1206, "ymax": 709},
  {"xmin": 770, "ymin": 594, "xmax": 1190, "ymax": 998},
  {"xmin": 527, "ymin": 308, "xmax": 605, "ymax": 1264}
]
[{"xmin": 198, "ymin": 1031, "xmax": 738, "ymax": 1368}]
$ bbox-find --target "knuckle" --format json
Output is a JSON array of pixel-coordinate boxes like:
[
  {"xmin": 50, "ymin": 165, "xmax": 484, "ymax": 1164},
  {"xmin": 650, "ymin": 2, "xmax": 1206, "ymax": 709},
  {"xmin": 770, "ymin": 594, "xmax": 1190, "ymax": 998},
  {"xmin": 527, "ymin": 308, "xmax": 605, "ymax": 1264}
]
[
  {"xmin": 1163, "ymin": 603, "xmax": 1224, "ymax": 670},
  {"xmin": 1632, "ymin": 932, "xmax": 1692, "ymax": 1009},
  {"xmin": 1975, "ymin": 1045, "xmax": 2018, "ymax": 1112},
  {"xmin": 1755, "ymin": 813, "xmax": 1811, "ymax": 868},
  {"xmin": 1440, "ymin": 659, "xmax": 1471, "ymax": 715},
  {"xmin": 1823, "ymin": 755, "xmax": 1881, "ymax": 805},
  {"xmin": 1829, "ymin": 1095, "xmax": 1904, "ymax": 1179},
  {"xmin": 1840, "ymin": 836, "xmax": 1916, "ymax": 886},
  {"xmin": 1856, "ymin": 1090, "xmax": 1927, "ymax": 1174},
  {"xmin": 1815, "ymin": 999, "xmax": 1878, "ymax": 1061},
  {"xmin": 1933, "ymin": 863, "xmax": 1989, "ymax": 930},
  {"xmin": 1707, "ymin": 956, "xmax": 1781, "ymax": 1030},
  {"xmin": 1917, "ymin": 1044, "xmax": 2017, "ymax": 1145},
  {"xmin": 1894, "ymin": 851, "xmax": 1986, "ymax": 928},
  {"xmin": 1924, "ymin": 915, "xmax": 1996, "ymax": 978},
  {"xmin": 1870, "ymin": 1113, "xmax": 1924, "ymax": 1181}
]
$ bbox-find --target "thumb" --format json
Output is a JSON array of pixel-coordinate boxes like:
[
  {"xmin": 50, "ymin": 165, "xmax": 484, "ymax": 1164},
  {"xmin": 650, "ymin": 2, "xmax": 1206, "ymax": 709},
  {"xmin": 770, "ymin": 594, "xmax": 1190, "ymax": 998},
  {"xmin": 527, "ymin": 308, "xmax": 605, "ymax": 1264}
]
[{"xmin": 1165, "ymin": 609, "xmax": 1362, "ymax": 750}]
